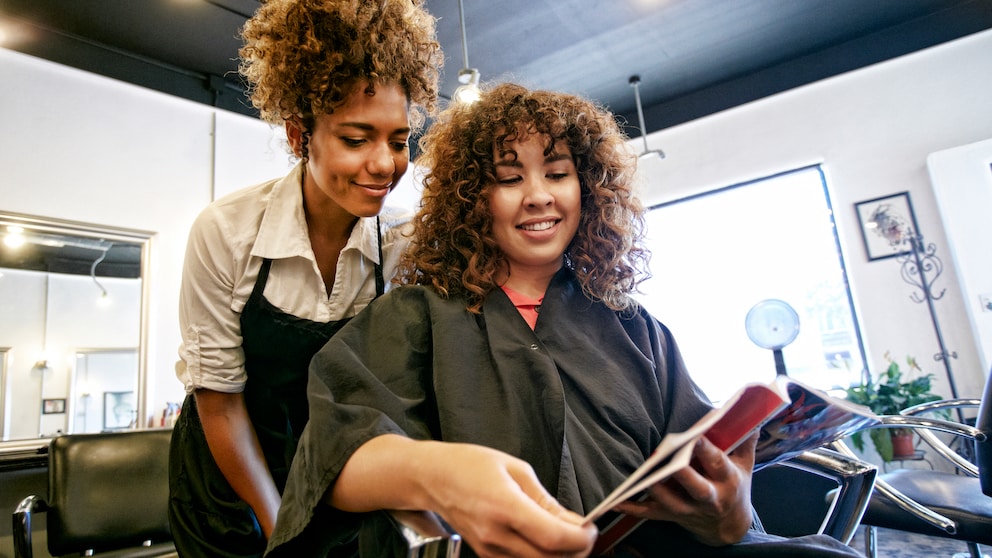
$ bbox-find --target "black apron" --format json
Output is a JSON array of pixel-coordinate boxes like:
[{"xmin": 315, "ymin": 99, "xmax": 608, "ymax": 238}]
[{"xmin": 169, "ymin": 226, "xmax": 385, "ymax": 558}]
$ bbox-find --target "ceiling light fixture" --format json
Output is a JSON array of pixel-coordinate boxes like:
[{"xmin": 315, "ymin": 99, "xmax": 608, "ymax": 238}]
[
  {"xmin": 629, "ymin": 75, "xmax": 665, "ymax": 160},
  {"xmin": 90, "ymin": 244, "xmax": 112, "ymax": 305},
  {"xmin": 453, "ymin": 0, "xmax": 480, "ymax": 104}
]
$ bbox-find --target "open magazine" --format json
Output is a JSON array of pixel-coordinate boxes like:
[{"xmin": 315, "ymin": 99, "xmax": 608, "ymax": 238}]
[{"xmin": 585, "ymin": 375, "xmax": 879, "ymax": 555}]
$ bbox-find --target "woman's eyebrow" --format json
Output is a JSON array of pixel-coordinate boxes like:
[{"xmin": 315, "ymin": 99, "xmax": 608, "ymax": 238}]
[{"xmin": 336, "ymin": 122, "xmax": 411, "ymax": 135}]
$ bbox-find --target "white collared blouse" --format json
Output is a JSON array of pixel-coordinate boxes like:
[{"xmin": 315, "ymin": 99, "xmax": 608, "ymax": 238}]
[{"xmin": 176, "ymin": 163, "xmax": 412, "ymax": 394}]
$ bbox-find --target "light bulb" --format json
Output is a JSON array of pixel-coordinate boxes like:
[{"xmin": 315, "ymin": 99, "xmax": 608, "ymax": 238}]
[
  {"xmin": 454, "ymin": 68, "xmax": 481, "ymax": 104},
  {"xmin": 453, "ymin": 84, "xmax": 481, "ymax": 104},
  {"xmin": 3, "ymin": 226, "xmax": 25, "ymax": 248},
  {"xmin": 97, "ymin": 290, "xmax": 112, "ymax": 307}
]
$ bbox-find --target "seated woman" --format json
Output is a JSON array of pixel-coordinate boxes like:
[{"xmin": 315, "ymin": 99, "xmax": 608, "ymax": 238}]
[{"xmin": 266, "ymin": 83, "xmax": 863, "ymax": 557}]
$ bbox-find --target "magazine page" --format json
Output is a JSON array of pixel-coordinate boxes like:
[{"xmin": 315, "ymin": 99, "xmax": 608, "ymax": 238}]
[
  {"xmin": 753, "ymin": 376, "xmax": 879, "ymax": 470},
  {"xmin": 583, "ymin": 381, "xmax": 783, "ymax": 525},
  {"xmin": 582, "ymin": 376, "xmax": 880, "ymax": 555},
  {"xmin": 703, "ymin": 382, "xmax": 794, "ymax": 453},
  {"xmin": 582, "ymin": 380, "xmax": 790, "ymax": 555},
  {"xmin": 583, "ymin": 432, "xmax": 697, "ymax": 523}
]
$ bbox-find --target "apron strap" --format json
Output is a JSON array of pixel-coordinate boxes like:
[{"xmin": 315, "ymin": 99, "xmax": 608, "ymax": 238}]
[
  {"xmin": 374, "ymin": 216, "xmax": 385, "ymax": 297},
  {"xmin": 249, "ymin": 258, "xmax": 274, "ymax": 306}
]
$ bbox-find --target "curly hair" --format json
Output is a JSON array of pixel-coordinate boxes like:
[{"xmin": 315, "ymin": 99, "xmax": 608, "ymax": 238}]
[
  {"xmin": 399, "ymin": 82, "xmax": 651, "ymax": 314},
  {"xmin": 239, "ymin": 0, "xmax": 442, "ymax": 133}
]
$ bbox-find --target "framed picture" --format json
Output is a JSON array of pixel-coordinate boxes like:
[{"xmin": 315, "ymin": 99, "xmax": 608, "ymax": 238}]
[
  {"xmin": 42, "ymin": 398, "xmax": 66, "ymax": 414},
  {"xmin": 103, "ymin": 391, "xmax": 135, "ymax": 430},
  {"xmin": 854, "ymin": 192, "xmax": 920, "ymax": 262}
]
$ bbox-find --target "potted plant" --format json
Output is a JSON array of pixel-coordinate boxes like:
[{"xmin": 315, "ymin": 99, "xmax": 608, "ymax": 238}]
[{"xmin": 843, "ymin": 352, "xmax": 944, "ymax": 462}]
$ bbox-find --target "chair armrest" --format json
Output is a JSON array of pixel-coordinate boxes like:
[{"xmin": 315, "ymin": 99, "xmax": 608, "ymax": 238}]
[
  {"xmin": 12, "ymin": 494, "xmax": 49, "ymax": 558},
  {"xmin": 877, "ymin": 415, "xmax": 985, "ymax": 476},
  {"xmin": 783, "ymin": 447, "xmax": 876, "ymax": 543},
  {"xmin": 896, "ymin": 400, "xmax": 984, "ymax": 476},
  {"xmin": 900, "ymin": 399, "xmax": 982, "ymax": 417},
  {"xmin": 388, "ymin": 510, "xmax": 462, "ymax": 558}
]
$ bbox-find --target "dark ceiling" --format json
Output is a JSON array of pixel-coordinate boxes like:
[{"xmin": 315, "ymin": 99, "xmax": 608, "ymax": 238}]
[{"xmin": 2, "ymin": 0, "xmax": 991, "ymax": 141}]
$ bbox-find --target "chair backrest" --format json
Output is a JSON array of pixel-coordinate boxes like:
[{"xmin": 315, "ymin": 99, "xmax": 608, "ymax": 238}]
[
  {"xmin": 975, "ymin": 369, "xmax": 992, "ymax": 497},
  {"xmin": 46, "ymin": 429, "xmax": 173, "ymax": 556}
]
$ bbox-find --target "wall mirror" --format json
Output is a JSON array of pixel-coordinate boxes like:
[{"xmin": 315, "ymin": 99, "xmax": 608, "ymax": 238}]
[{"xmin": 0, "ymin": 211, "xmax": 151, "ymax": 447}]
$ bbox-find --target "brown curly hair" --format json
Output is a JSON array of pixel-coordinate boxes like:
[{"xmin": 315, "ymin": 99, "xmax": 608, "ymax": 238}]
[
  {"xmin": 239, "ymin": 0, "xmax": 442, "ymax": 133},
  {"xmin": 398, "ymin": 82, "xmax": 651, "ymax": 313}
]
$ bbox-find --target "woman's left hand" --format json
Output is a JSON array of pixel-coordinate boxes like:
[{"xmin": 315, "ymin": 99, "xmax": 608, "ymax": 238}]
[{"xmin": 614, "ymin": 432, "xmax": 757, "ymax": 546}]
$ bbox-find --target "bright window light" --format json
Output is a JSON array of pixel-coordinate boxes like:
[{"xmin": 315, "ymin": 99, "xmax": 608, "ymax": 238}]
[{"xmin": 636, "ymin": 165, "xmax": 865, "ymax": 402}]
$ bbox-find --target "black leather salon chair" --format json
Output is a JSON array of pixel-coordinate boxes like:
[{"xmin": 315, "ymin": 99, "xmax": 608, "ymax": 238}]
[
  {"xmin": 840, "ymin": 371, "xmax": 992, "ymax": 558},
  {"xmin": 12, "ymin": 429, "xmax": 176, "ymax": 558}
]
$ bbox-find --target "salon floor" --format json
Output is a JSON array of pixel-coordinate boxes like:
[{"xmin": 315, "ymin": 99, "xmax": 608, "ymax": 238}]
[{"xmin": 848, "ymin": 526, "xmax": 989, "ymax": 558}]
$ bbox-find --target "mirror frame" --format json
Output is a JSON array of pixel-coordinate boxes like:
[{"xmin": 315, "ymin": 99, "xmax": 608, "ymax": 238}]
[{"xmin": 0, "ymin": 210, "xmax": 153, "ymax": 452}]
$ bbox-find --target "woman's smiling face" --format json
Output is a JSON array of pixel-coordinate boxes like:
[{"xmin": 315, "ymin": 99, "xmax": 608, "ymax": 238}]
[
  {"xmin": 489, "ymin": 131, "xmax": 581, "ymax": 278},
  {"xmin": 292, "ymin": 80, "xmax": 412, "ymax": 219}
]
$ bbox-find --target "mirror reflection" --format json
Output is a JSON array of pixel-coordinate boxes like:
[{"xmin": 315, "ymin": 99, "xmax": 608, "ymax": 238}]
[
  {"xmin": 71, "ymin": 349, "xmax": 139, "ymax": 434},
  {"xmin": 0, "ymin": 212, "xmax": 149, "ymax": 442}
]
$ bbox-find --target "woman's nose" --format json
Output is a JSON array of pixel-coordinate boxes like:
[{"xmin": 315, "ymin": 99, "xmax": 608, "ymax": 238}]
[
  {"xmin": 525, "ymin": 179, "xmax": 554, "ymax": 207},
  {"xmin": 367, "ymin": 142, "xmax": 396, "ymax": 176}
]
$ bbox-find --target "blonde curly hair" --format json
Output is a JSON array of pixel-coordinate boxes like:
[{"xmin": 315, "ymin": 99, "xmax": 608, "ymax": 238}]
[
  {"xmin": 239, "ymin": 0, "xmax": 442, "ymax": 132},
  {"xmin": 399, "ymin": 83, "xmax": 651, "ymax": 314}
]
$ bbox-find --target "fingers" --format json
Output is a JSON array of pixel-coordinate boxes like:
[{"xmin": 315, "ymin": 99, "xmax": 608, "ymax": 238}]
[
  {"xmin": 511, "ymin": 465, "xmax": 598, "ymax": 551},
  {"xmin": 438, "ymin": 448, "xmax": 595, "ymax": 558},
  {"xmin": 614, "ymin": 436, "xmax": 757, "ymax": 548}
]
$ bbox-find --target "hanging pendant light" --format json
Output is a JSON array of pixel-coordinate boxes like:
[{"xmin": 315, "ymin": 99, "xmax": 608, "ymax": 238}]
[
  {"xmin": 629, "ymin": 75, "xmax": 665, "ymax": 160},
  {"xmin": 453, "ymin": 0, "xmax": 480, "ymax": 104},
  {"xmin": 90, "ymin": 244, "xmax": 112, "ymax": 306}
]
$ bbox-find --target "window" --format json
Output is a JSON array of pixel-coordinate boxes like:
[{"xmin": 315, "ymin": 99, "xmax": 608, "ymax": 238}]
[{"xmin": 636, "ymin": 166, "xmax": 864, "ymax": 402}]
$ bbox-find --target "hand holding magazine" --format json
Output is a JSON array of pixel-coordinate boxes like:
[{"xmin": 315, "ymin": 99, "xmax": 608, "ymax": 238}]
[{"xmin": 585, "ymin": 375, "xmax": 879, "ymax": 554}]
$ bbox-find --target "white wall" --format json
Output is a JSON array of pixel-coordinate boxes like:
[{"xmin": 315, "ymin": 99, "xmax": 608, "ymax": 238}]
[
  {"xmin": 635, "ymin": 29, "xmax": 992, "ymax": 400},
  {"xmin": 0, "ymin": 48, "xmax": 293, "ymax": 430}
]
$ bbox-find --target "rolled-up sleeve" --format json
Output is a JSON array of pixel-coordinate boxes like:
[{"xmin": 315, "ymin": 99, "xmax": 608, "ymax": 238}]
[{"xmin": 176, "ymin": 205, "xmax": 249, "ymax": 394}]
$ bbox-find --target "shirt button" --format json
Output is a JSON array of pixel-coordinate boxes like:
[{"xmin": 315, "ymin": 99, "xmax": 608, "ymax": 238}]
[{"xmin": 529, "ymin": 344, "xmax": 539, "ymax": 350}]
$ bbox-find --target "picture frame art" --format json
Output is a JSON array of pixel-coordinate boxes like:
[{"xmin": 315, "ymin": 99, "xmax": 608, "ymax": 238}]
[
  {"xmin": 42, "ymin": 398, "xmax": 66, "ymax": 415},
  {"xmin": 854, "ymin": 192, "xmax": 920, "ymax": 262}
]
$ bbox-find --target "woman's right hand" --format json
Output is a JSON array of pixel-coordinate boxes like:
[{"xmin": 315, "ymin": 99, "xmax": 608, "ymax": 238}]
[{"xmin": 331, "ymin": 435, "xmax": 597, "ymax": 558}]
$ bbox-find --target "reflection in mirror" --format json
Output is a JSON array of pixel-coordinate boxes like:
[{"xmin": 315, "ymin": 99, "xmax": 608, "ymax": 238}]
[
  {"xmin": 0, "ymin": 211, "xmax": 151, "ymax": 443},
  {"xmin": 71, "ymin": 349, "xmax": 139, "ymax": 434}
]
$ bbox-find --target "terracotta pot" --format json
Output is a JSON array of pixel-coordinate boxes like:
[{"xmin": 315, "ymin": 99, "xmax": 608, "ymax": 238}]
[{"xmin": 891, "ymin": 430, "xmax": 916, "ymax": 459}]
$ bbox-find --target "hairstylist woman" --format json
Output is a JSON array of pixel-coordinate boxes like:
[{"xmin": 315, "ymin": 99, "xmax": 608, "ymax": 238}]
[{"xmin": 167, "ymin": 1, "xmax": 442, "ymax": 556}]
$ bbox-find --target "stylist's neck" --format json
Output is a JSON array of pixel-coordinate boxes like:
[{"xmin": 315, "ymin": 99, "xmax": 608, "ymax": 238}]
[{"xmin": 303, "ymin": 193, "xmax": 360, "ymax": 243}]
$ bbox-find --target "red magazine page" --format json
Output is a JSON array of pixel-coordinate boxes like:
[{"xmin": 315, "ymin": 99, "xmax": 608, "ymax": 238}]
[{"xmin": 705, "ymin": 383, "xmax": 791, "ymax": 452}]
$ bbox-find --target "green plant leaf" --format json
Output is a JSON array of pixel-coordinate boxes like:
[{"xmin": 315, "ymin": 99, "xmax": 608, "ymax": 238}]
[{"xmin": 870, "ymin": 428, "xmax": 894, "ymax": 462}]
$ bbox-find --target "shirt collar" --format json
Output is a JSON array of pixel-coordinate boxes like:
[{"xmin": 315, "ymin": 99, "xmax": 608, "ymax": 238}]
[{"xmin": 252, "ymin": 162, "xmax": 383, "ymax": 264}]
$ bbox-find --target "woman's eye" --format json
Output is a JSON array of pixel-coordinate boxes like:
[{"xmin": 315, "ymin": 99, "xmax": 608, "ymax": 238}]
[
  {"xmin": 548, "ymin": 172, "xmax": 569, "ymax": 180},
  {"xmin": 497, "ymin": 175, "xmax": 521, "ymax": 185},
  {"xmin": 391, "ymin": 141, "xmax": 409, "ymax": 152},
  {"xmin": 341, "ymin": 137, "xmax": 365, "ymax": 147}
]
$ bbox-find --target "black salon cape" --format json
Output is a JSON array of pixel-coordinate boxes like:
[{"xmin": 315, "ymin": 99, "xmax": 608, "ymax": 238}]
[{"xmin": 266, "ymin": 269, "xmax": 862, "ymax": 557}]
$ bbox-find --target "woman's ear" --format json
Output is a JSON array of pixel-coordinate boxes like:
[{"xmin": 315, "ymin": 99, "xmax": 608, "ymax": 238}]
[{"xmin": 285, "ymin": 118, "xmax": 304, "ymax": 158}]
